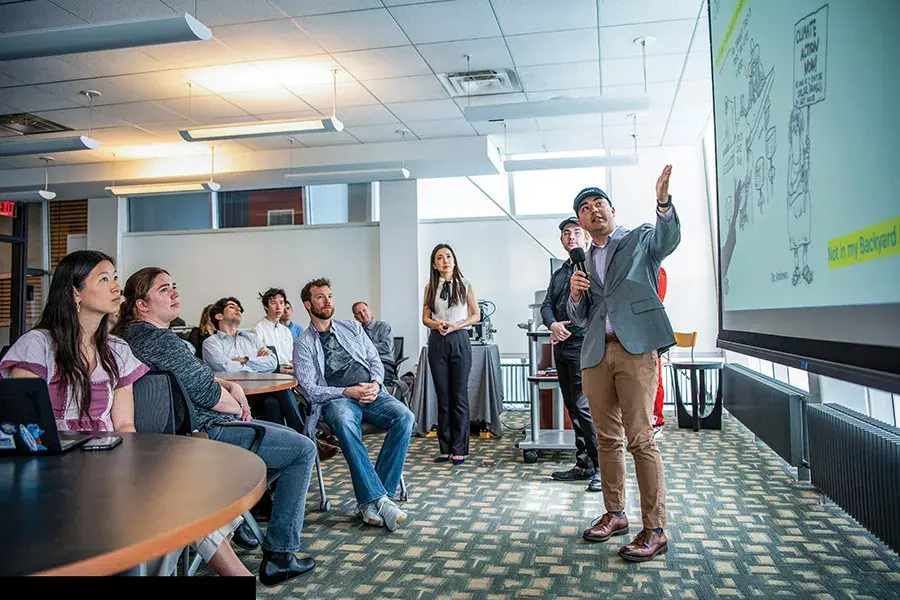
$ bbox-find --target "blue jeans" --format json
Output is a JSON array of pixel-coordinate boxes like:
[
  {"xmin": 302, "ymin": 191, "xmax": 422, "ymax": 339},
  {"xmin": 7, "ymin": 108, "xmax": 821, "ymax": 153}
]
[
  {"xmin": 207, "ymin": 420, "xmax": 316, "ymax": 553},
  {"xmin": 323, "ymin": 391, "xmax": 415, "ymax": 507}
]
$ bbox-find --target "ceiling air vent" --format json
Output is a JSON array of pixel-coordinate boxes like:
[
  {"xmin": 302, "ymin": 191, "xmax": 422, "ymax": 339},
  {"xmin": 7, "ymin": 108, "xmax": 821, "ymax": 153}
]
[
  {"xmin": 437, "ymin": 68, "xmax": 522, "ymax": 98},
  {"xmin": 0, "ymin": 113, "xmax": 73, "ymax": 137}
]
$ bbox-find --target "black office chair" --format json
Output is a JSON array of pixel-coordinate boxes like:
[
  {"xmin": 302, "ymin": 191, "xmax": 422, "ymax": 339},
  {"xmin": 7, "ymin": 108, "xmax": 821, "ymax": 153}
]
[
  {"xmin": 266, "ymin": 345, "xmax": 280, "ymax": 373},
  {"xmin": 133, "ymin": 370, "xmax": 268, "ymax": 576}
]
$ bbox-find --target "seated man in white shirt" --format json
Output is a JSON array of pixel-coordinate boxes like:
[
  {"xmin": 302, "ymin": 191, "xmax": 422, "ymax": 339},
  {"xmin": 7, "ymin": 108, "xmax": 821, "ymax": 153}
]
[
  {"xmin": 205, "ymin": 296, "xmax": 303, "ymax": 434},
  {"xmin": 252, "ymin": 287, "xmax": 295, "ymax": 375}
]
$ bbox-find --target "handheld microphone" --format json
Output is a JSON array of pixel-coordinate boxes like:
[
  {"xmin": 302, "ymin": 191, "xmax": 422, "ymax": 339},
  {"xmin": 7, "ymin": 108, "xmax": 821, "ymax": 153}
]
[{"xmin": 569, "ymin": 247, "xmax": 587, "ymax": 274}]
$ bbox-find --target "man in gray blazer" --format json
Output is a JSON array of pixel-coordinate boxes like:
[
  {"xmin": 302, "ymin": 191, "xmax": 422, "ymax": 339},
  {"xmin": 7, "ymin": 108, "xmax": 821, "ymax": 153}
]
[{"xmin": 567, "ymin": 165, "xmax": 680, "ymax": 562}]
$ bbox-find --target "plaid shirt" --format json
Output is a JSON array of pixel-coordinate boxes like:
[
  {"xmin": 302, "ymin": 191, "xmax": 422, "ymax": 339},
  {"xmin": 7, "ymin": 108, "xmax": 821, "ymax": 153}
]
[{"xmin": 294, "ymin": 318, "xmax": 384, "ymax": 437}]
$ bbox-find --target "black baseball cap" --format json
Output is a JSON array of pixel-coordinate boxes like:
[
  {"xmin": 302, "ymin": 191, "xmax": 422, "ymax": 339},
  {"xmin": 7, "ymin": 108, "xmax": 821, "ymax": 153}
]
[
  {"xmin": 573, "ymin": 187, "xmax": 612, "ymax": 213},
  {"xmin": 558, "ymin": 216, "xmax": 580, "ymax": 230}
]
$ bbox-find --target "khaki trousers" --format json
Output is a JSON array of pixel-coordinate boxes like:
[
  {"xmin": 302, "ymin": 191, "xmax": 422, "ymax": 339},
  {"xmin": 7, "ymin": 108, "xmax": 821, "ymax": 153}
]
[{"xmin": 582, "ymin": 341, "xmax": 666, "ymax": 528}]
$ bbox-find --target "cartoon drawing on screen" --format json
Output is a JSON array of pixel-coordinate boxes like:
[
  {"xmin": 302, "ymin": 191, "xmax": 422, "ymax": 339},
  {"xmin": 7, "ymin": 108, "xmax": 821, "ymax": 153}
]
[
  {"xmin": 754, "ymin": 156, "xmax": 767, "ymax": 213},
  {"xmin": 787, "ymin": 108, "xmax": 813, "ymax": 286},
  {"xmin": 765, "ymin": 126, "xmax": 777, "ymax": 200},
  {"xmin": 786, "ymin": 5, "xmax": 828, "ymax": 287}
]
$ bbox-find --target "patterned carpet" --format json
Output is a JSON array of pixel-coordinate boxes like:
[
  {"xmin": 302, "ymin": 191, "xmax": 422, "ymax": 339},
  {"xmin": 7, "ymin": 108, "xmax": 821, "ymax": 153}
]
[{"xmin": 204, "ymin": 410, "xmax": 900, "ymax": 599}]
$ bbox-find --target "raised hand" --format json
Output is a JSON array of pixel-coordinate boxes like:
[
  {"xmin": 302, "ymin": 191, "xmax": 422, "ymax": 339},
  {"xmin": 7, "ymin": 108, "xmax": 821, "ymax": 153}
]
[{"xmin": 656, "ymin": 165, "xmax": 673, "ymax": 204}]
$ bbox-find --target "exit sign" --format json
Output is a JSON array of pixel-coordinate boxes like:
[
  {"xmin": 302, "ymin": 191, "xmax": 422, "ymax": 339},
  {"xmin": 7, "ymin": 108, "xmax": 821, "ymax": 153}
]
[{"xmin": 0, "ymin": 201, "xmax": 15, "ymax": 218}]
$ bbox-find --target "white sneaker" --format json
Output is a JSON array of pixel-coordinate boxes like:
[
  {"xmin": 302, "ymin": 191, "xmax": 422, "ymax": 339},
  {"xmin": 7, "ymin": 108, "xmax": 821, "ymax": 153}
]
[
  {"xmin": 356, "ymin": 503, "xmax": 384, "ymax": 527},
  {"xmin": 376, "ymin": 496, "xmax": 407, "ymax": 532}
]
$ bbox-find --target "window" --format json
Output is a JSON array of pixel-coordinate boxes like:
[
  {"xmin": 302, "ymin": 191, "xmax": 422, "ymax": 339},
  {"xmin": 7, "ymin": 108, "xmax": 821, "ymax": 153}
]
[
  {"xmin": 512, "ymin": 167, "xmax": 607, "ymax": 215},
  {"xmin": 129, "ymin": 193, "xmax": 212, "ymax": 232},
  {"xmin": 219, "ymin": 187, "xmax": 305, "ymax": 228},
  {"xmin": 267, "ymin": 209, "xmax": 295, "ymax": 226},
  {"xmin": 417, "ymin": 175, "xmax": 508, "ymax": 220}
]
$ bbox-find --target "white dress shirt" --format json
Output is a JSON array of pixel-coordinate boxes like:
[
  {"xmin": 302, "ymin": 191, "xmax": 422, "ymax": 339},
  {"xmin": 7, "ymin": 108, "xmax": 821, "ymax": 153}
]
[
  {"xmin": 252, "ymin": 318, "xmax": 294, "ymax": 366},
  {"xmin": 202, "ymin": 330, "xmax": 277, "ymax": 373}
]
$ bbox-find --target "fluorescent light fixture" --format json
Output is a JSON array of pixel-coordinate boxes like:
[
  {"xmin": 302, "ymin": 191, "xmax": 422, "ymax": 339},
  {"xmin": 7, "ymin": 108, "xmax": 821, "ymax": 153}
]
[
  {"xmin": 1, "ymin": 190, "xmax": 57, "ymax": 201},
  {"xmin": 285, "ymin": 167, "xmax": 409, "ymax": 185},
  {"xmin": 0, "ymin": 135, "xmax": 100, "ymax": 157},
  {"xmin": 0, "ymin": 14, "xmax": 212, "ymax": 61},
  {"xmin": 105, "ymin": 181, "xmax": 221, "ymax": 196},
  {"xmin": 180, "ymin": 117, "xmax": 343, "ymax": 142},
  {"xmin": 464, "ymin": 96, "xmax": 651, "ymax": 122},
  {"xmin": 503, "ymin": 153, "xmax": 639, "ymax": 172}
]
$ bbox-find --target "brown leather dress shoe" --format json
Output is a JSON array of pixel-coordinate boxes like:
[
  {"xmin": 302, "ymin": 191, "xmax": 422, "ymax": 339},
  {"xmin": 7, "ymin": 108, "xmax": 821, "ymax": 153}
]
[
  {"xmin": 317, "ymin": 438, "xmax": 339, "ymax": 461},
  {"xmin": 582, "ymin": 512, "xmax": 629, "ymax": 542},
  {"xmin": 618, "ymin": 528, "xmax": 668, "ymax": 562}
]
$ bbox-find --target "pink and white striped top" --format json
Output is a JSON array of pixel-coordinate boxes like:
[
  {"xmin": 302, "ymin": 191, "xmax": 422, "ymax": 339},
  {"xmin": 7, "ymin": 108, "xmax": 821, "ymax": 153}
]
[{"xmin": 0, "ymin": 329, "xmax": 148, "ymax": 432}]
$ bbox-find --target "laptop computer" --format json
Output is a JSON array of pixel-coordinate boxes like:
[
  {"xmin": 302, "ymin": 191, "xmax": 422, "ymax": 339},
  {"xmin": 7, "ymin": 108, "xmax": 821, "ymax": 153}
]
[{"xmin": 0, "ymin": 379, "xmax": 93, "ymax": 456}]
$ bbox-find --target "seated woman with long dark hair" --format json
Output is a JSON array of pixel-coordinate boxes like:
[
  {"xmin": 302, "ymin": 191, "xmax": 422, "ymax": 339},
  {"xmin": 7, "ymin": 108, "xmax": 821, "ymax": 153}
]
[{"xmin": 0, "ymin": 250, "xmax": 250, "ymax": 578}]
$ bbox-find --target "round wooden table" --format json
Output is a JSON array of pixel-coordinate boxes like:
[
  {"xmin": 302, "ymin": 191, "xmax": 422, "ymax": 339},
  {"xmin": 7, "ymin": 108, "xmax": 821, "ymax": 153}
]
[
  {"xmin": 215, "ymin": 372, "xmax": 296, "ymax": 395},
  {"xmin": 0, "ymin": 433, "xmax": 266, "ymax": 577}
]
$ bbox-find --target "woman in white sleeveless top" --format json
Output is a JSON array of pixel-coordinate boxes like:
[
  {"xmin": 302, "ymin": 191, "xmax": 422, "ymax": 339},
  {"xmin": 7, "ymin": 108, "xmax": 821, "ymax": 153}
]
[{"xmin": 421, "ymin": 244, "xmax": 480, "ymax": 465}]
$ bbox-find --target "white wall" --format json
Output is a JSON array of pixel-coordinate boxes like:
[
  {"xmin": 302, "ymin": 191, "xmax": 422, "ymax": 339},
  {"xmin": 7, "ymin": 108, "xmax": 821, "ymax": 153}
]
[
  {"xmin": 379, "ymin": 180, "xmax": 420, "ymax": 359},
  {"xmin": 608, "ymin": 145, "xmax": 719, "ymax": 353},
  {"xmin": 120, "ymin": 224, "xmax": 380, "ymax": 329},
  {"xmin": 87, "ymin": 197, "xmax": 120, "ymax": 261},
  {"xmin": 419, "ymin": 215, "xmax": 566, "ymax": 354}
]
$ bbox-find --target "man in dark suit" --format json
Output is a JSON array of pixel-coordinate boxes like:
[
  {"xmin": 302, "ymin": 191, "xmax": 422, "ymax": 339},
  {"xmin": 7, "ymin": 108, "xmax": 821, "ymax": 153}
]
[{"xmin": 568, "ymin": 165, "xmax": 680, "ymax": 562}]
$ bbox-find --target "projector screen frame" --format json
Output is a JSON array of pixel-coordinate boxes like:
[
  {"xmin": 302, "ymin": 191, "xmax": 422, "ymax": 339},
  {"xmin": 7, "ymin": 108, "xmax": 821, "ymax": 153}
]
[{"xmin": 707, "ymin": 7, "xmax": 900, "ymax": 395}]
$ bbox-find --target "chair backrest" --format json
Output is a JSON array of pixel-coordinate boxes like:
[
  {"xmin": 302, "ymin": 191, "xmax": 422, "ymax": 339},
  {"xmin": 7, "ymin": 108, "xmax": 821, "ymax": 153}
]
[
  {"xmin": 132, "ymin": 372, "xmax": 176, "ymax": 434},
  {"xmin": 393, "ymin": 337, "xmax": 404, "ymax": 363},
  {"xmin": 673, "ymin": 331, "xmax": 697, "ymax": 348},
  {"xmin": 266, "ymin": 345, "xmax": 279, "ymax": 370}
]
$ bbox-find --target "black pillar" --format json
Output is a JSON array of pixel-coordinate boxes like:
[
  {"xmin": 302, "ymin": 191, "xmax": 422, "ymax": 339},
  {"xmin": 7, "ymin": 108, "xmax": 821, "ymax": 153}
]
[{"xmin": 10, "ymin": 201, "xmax": 29, "ymax": 343}]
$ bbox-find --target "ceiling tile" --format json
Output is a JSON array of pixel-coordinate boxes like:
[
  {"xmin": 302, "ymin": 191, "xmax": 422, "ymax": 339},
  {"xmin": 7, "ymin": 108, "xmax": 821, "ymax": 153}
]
[
  {"xmin": 380, "ymin": 0, "xmax": 435, "ymax": 5},
  {"xmin": 602, "ymin": 53, "xmax": 686, "ymax": 87},
  {"xmin": 597, "ymin": 0, "xmax": 700, "ymax": 26},
  {"xmin": 154, "ymin": 96, "xmax": 251, "ymax": 122},
  {"xmin": 493, "ymin": 131, "xmax": 545, "ymax": 154},
  {"xmin": 239, "ymin": 136, "xmax": 307, "ymax": 151},
  {"xmin": 333, "ymin": 104, "xmax": 399, "ymax": 126},
  {"xmin": 160, "ymin": 0, "xmax": 286, "ymax": 26},
  {"xmin": 292, "ymin": 82, "xmax": 379, "ymax": 111},
  {"xmin": 599, "ymin": 20, "xmax": 695, "ymax": 60},
  {"xmin": 30, "ymin": 106, "xmax": 123, "ymax": 130},
  {"xmin": 416, "ymin": 37, "xmax": 513, "ymax": 74},
  {"xmin": 0, "ymin": 156, "xmax": 50, "ymax": 169},
  {"xmin": 297, "ymin": 8, "xmax": 409, "ymax": 52},
  {"xmin": 274, "ymin": 0, "xmax": 382, "ymax": 16},
  {"xmin": 212, "ymin": 19, "xmax": 322, "ymax": 61},
  {"xmin": 61, "ymin": 49, "xmax": 165, "ymax": 77},
  {"xmin": 88, "ymin": 125, "xmax": 165, "ymax": 146},
  {"xmin": 692, "ymin": 17, "xmax": 711, "ymax": 54},
  {"xmin": 220, "ymin": 88, "xmax": 313, "ymax": 115},
  {"xmin": 139, "ymin": 39, "xmax": 245, "ymax": 69},
  {"xmin": 130, "ymin": 120, "xmax": 195, "ymax": 136},
  {"xmin": 365, "ymin": 75, "xmax": 448, "ymax": 103},
  {"xmin": 0, "ymin": 0, "xmax": 84, "ymax": 33},
  {"xmin": 299, "ymin": 131, "xmax": 360, "ymax": 146},
  {"xmin": 491, "ymin": 0, "xmax": 597, "ymax": 35},
  {"xmin": 0, "ymin": 57, "xmax": 97, "ymax": 85},
  {"xmin": 600, "ymin": 81, "xmax": 677, "ymax": 105},
  {"xmin": 95, "ymin": 102, "xmax": 184, "ymax": 125},
  {"xmin": 345, "ymin": 123, "xmax": 408, "ymax": 143},
  {"xmin": 603, "ymin": 122, "xmax": 664, "ymax": 148},
  {"xmin": 42, "ymin": 70, "xmax": 205, "ymax": 106},
  {"xmin": 386, "ymin": 98, "xmax": 461, "ymax": 121},
  {"xmin": 517, "ymin": 61, "xmax": 600, "ymax": 92},
  {"xmin": 0, "ymin": 86, "xmax": 80, "ymax": 111},
  {"xmin": 506, "ymin": 29, "xmax": 598, "ymax": 67},
  {"xmin": 674, "ymin": 78, "xmax": 711, "ymax": 103},
  {"xmin": 668, "ymin": 100, "xmax": 711, "ymax": 123},
  {"xmin": 661, "ymin": 119, "xmax": 706, "ymax": 145},
  {"xmin": 332, "ymin": 46, "xmax": 432, "ymax": 81},
  {"xmin": 683, "ymin": 51, "xmax": 711, "ymax": 81},
  {"xmin": 602, "ymin": 104, "xmax": 671, "ymax": 126},
  {"xmin": 540, "ymin": 128, "xmax": 605, "ymax": 153},
  {"xmin": 406, "ymin": 118, "xmax": 476, "ymax": 138},
  {"xmin": 389, "ymin": 0, "xmax": 501, "ymax": 44},
  {"xmin": 50, "ymin": 0, "xmax": 174, "ymax": 22},
  {"xmin": 471, "ymin": 118, "xmax": 538, "ymax": 135}
]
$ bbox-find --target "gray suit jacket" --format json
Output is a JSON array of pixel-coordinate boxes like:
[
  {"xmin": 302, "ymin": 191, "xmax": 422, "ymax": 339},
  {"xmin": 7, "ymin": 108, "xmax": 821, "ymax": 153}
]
[{"xmin": 567, "ymin": 206, "xmax": 681, "ymax": 370}]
